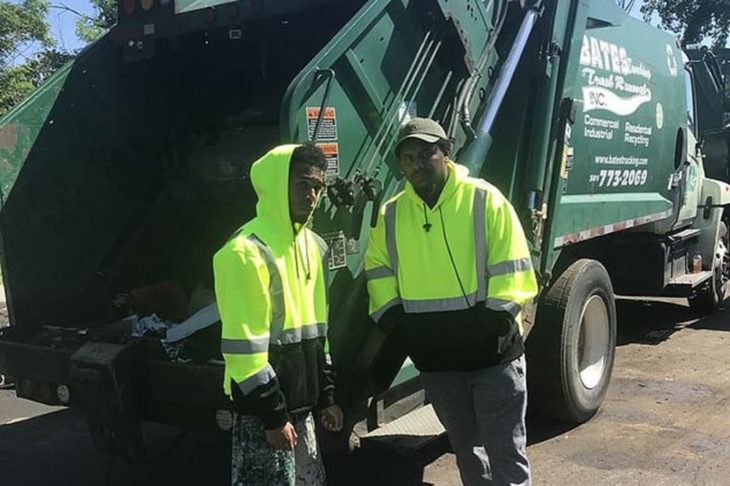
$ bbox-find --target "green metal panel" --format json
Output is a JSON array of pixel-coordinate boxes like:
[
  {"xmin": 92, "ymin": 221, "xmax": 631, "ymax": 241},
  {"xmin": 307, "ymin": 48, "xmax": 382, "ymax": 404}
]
[
  {"xmin": 0, "ymin": 3, "xmax": 362, "ymax": 328},
  {"xmin": 545, "ymin": 0, "xmax": 683, "ymax": 259},
  {"xmin": 280, "ymin": 0, "xmax": 499, "ymax": 393},
  {"xmin": 0, "ymin": 38, "xmax": 170, "ymax": 326},
  {"xmin": 0, "ymin": 64, "xmax": 72, "ymax": 202}
]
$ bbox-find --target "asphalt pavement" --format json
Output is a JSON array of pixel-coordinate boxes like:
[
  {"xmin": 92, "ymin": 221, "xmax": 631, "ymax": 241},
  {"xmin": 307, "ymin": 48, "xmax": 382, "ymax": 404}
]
[{"xmin": 2, "ymin": 297, "xmax": 730, "ymax": 485}]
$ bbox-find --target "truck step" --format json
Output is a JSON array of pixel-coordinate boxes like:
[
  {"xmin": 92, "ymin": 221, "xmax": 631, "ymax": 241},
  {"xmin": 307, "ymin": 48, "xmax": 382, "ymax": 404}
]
[
  {"xmin": 668, "ymin": 228, "xmax": 701, "ymax": 242},
  {"xmin": 360, "ymin": 404, "xmax": 445, "ymax": 455},
  {"xmin": 665, "ymin": 271, "xmax": 713, "ymax": 296}
]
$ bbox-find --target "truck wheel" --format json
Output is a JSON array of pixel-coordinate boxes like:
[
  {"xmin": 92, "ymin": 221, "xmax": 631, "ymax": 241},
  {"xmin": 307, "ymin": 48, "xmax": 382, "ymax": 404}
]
[
  {"xmin": 689, "ymin": 222, "xmax": 729, "ymax": 313},
  {"xmin": 526, "ymin": 259, "xmax": 616, "ymax": 423}
]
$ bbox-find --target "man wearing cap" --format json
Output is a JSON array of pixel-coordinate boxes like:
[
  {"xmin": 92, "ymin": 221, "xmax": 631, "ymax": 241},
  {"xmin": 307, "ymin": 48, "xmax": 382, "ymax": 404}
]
[{"xmin": 365, "ymin": 118, "xmax": 538, "ymax": 485}]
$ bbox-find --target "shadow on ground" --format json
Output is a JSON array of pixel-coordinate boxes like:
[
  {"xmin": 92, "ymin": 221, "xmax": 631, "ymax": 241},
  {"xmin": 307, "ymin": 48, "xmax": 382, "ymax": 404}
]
[
  {"xmin": 327, "ymin": 438, "xmax": 450, "ymax": 486},
  {"xmin": 615, "ymin": 297, "xmax": 730, "ymax": 346},
  {"xmin": 0, "ymin": 408, "xmax": 229, "ymax": 486},
  {"xmin": 524, "ymin": 296, "xmax": 730, "ymax": 449},
  {"xmin": 4, "ymin": 298, "xmax": 730, "ymax": 486},
  {"xmin": 0, "ymin": 406, "xmax": 447, "ymax": 486}
]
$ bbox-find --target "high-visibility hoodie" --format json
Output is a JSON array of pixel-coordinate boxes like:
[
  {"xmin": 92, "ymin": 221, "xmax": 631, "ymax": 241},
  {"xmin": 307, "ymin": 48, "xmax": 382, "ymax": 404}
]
[
  {"xmin": 213, "ymin": 145, "xmax": 334, "ymax": 429},
  {"xmin": 365, "ymin": 160, "xmax": 538, "ymax": 371}
]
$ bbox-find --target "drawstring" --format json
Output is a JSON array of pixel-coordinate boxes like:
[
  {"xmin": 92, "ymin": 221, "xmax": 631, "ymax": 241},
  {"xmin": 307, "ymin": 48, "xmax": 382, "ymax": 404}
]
[
  {"xmin": 294, "ymin": 237, "xmax": 300, "ymax": 279},
  {"xmin": 304, "ymin": 235, "xmax": 311, "ymax": 280},
  {"xmin": 422, "ymin": 203, "xmax": 432, "ymax": 232},
  {"xmin": 438, "ymin": 207, "xmax": 472, "ymax": 308}
]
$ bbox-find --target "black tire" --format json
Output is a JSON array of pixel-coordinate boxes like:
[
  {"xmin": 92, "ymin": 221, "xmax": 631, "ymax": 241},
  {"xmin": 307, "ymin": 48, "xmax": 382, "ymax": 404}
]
[
  {"xmin": 689, "ymin": 222, "xmax": 729, "ymax": 314},
  {"xmin": 526, "ymin": 259, "xmax": 617, "ymax": 423}
]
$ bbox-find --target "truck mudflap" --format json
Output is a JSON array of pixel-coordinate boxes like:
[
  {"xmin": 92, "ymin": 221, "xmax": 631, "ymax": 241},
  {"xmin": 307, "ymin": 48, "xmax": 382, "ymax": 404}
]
[{"xmin": 0, "ymin": 327, "xmax": 231, "ymax": 460}]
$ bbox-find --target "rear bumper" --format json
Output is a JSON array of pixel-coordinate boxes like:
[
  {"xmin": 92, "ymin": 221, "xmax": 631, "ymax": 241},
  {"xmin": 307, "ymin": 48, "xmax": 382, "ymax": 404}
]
[{"xmin": 0, "ymin": 328, "xmax": 230, "ymax": 426}]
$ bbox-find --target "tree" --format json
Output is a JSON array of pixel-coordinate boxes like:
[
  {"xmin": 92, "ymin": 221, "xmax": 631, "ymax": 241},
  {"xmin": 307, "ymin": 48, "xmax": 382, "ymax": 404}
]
[
  {"xmin": 75, "ymin": 0, "xmax": 116, "ymax": 43},
  {"xmin": 641, "ymin": 0, "xmax": 730, "ymax": 48},
  {"xmin": 0, "ymin": 0, "xmax": 52, "ymax": 63},
  {"xmin": 0, "ymin": 0, "xmax": 72, "ymax": 117}
]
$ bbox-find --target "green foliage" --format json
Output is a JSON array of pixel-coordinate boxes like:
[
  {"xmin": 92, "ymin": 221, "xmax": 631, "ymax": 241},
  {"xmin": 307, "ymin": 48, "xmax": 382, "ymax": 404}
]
[
  {"xmin": 641, "ymin": 0, "xmax": 730, "ymax": 47},
  {"xmin": 0, "ymin": 0, "xmax": 73, "ymax": 118},
  {"xmin": 76, "ymin": 0, "xmax": 116, "ymax": 43},
  {"xmin": 0, "ymin": 49, "xmax": 73, "ymax": 116},
  {"xmin": 0, "ymin": 0, "xmax": 52, "ymax": 64}
]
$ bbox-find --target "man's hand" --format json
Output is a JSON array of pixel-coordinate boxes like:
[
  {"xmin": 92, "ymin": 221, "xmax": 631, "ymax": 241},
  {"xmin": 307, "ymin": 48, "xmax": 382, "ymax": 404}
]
[
  {"xmin": 319, "ymin": 405, "xmax": 344, "ymax": 432},
  {"xmin": 265, "ymin": 422, "xmax": 298, "ymax": 450}
]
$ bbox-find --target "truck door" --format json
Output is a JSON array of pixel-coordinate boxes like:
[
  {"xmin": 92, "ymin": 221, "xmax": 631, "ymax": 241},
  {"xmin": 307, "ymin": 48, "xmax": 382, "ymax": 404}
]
[{"xmin": 673, "ymin": 68, "xmax": 702, "ymax": 229}]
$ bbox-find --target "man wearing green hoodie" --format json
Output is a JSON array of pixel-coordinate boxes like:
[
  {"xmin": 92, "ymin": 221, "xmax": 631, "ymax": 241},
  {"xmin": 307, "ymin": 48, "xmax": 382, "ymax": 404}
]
[
  {"xmin": 214, "ymin": 143, "xmax": 343, "ymax": 486},
  {"xmin": 366, "ymin": 118, "xmax": 538, "ymax": 485}
]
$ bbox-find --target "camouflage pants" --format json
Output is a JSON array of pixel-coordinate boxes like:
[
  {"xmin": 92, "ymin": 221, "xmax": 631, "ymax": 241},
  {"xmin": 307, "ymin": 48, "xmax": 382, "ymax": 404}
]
[{"xmin": 231, "ymin": 412, "xmax": 326, "ymax": 486}]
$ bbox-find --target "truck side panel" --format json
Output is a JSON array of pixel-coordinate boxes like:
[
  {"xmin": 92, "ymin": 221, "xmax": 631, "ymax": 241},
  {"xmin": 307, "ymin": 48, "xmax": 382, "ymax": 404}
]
[{"xmin": 548, "ymin": 2, "xmax": 687, "ymax": 251}]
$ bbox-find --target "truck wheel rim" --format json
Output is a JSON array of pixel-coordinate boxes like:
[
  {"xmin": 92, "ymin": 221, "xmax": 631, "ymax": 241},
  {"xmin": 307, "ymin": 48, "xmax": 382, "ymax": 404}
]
[
  {"xmin": 577, "ymin": 295, "xmax": 610, "ymax": 390},
  {"xmin": 717, "ymin": 232, "xmax": 729, "ymax": 297}
]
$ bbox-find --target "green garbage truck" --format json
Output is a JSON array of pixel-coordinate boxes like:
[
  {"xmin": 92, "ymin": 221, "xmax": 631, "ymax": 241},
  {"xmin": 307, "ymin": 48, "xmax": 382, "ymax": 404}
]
[{"xmin": 0, "ymin": 0, "xmax": 728, "ymax": 459}]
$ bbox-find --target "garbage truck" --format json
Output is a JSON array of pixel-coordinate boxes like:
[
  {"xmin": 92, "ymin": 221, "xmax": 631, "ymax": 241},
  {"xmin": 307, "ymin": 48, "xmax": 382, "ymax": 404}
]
[{"xmin": 0, "ymin": 0, "xmax": 728, "ymax": 460}]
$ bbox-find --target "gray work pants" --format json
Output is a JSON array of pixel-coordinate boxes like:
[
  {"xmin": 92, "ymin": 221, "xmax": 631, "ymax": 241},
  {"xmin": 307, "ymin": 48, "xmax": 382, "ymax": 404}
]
[{"xmin": 421, "ymin": 356, "xmax": 530, "ymax": 486}]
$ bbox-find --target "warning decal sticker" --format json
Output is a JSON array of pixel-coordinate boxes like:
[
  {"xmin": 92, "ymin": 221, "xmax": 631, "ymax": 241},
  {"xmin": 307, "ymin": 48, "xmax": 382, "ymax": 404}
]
[
  {"xmin": 307, "ymin": 107, "xmax": 338, "ymax": 142},
  {"xmin": 316, "ymin": 142, "xmax": 340, "ymax": 177}
]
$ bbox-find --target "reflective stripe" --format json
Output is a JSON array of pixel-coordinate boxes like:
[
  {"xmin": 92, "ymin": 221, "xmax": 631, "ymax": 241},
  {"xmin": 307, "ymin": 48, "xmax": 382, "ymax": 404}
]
[
  {"xmin": 366, "ymin": 266, "xmax": 394, "ymax": 280},
  {"xmin": 474, "ymin": 188, "xmax": 488, "ymax": 302},
  {"xmin": 275, "ymin": 322, "xmax": 328, "ymax": 345},
  {"xmin": 385, "ymin": 202, "xmax": 399, "ymax": 277},
  {"xmin": 487, "ymin": 257, "xmax": 533, "ymax": 278},
  {"xmin": 247, "ymin": 235, "xmax": 286, "ymax": 339},
  {"xmin": 370, "ymin": 296, "xmax": 402, "ymax": 323},
  {"xmin": 486, "ymin": 297, "xmax": 522, "ymax": 317},
  {"xmin": 236, "ymin": 363, "xmax": 276, "ymax": 395},
  {"xmin": 403, "ymin": 292, "xmax": 478, "ymax": 313},
  {"xmin": 221, "ymin": 337, "xmax": 269, "ymax": 355}
]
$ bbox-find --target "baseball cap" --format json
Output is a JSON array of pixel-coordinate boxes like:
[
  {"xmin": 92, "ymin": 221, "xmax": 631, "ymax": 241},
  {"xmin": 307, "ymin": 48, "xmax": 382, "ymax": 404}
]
[{"xmin": 395, "ymin": 118, "xmax": 448, "ymax": 152}]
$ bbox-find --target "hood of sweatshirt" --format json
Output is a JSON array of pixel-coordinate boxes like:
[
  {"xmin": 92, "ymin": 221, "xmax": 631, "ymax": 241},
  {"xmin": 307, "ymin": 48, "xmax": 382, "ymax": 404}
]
[{"xmin": 248, "ymin": 144, "xmax": 303, "ymax": 250}]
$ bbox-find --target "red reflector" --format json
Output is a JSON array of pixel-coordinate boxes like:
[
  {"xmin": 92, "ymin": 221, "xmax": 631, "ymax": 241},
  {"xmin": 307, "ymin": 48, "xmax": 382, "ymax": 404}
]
[{"xmin": 122, "ymin": 0, "xmax": 135, "ymax": 15}]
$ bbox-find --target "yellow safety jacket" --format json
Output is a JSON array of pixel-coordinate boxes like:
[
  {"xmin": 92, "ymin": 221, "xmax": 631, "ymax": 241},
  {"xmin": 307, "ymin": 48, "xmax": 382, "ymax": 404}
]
[
  {"xmin": 213, "ymin": 145, "xmax": 333, "ymax": 428},
  {"xmin": 366, "ymin": 160, "xmax": 538, "ymax": 371}
]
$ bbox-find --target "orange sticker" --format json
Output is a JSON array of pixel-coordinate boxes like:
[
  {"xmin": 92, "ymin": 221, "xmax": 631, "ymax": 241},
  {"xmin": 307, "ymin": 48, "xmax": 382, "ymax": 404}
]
[
  {"xmin": 316, "ymin": 142, "xmax": 340, "ymax": 176},
  {"xmin": 306, "ymin": 106, "xmax": 337, "ymax": 141},
  {"xmin": 306, "ymin": 107, "xmax": 336, "ymax": 119}
]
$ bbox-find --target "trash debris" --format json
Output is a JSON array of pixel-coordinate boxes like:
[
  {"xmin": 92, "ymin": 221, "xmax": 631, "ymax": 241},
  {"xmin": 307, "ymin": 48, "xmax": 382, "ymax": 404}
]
[
  {"xmin": 123, "ymin": 299, "xmax": 221, "ymax": 360},
  {"xmin": 164, "ymin": 303, "xmax": 220, "ymax": 344},
  {"xmin": 131, "ymin": 314, "xmax": 173, "ymax": 338},
  {"xmin": 130, "ymin": 281, "xmax": 188, "ymax": 321},
  {"xmin": 187, "ymin": 283, "xmax": 216, "ymax": 316}
]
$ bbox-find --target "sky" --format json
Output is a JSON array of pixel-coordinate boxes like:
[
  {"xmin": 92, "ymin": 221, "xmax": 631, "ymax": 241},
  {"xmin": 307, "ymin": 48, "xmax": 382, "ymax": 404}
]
[{"xmin": 47, "ymin": 0, "xmax": 97, "ymax": 52}]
